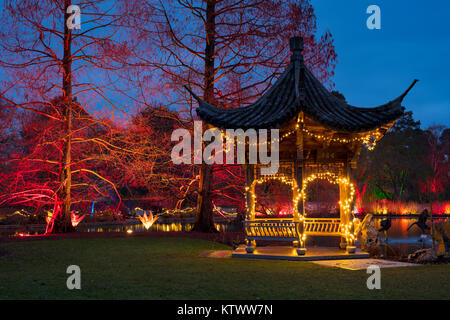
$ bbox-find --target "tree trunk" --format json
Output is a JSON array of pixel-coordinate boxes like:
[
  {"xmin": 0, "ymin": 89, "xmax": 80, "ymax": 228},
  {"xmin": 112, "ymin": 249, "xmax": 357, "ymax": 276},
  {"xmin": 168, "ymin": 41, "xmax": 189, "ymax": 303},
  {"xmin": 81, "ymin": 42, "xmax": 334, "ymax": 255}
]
[
  {"xmin": 56, "ymin": 0, "xmax": 75, "ymax": 233},
  {"xmin": 192, "ymin": 0, "xmax": 217, "ymax": 232}
]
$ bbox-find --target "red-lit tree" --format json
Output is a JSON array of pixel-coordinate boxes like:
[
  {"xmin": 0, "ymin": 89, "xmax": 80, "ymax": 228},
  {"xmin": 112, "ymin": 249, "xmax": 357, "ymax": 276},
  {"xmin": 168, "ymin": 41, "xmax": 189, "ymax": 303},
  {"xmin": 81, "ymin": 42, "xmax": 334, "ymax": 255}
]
[
  {"xmin": 105, "ymin": 106, "xmax": 196, "ymax": 208},
  {"xmin": 120, "ymin": 0, "xmax": 337, "ymax": 231},
  {"xmin": 356, "ymin": 111, "xmax": 426, "ymax": 201},
  {"xmin": 0, "ymin": 0, "xmax": 132, "ymax": 232},
  {"xmin": 421, "ymin": 125, "xmax": 449, "ymax": 198}
]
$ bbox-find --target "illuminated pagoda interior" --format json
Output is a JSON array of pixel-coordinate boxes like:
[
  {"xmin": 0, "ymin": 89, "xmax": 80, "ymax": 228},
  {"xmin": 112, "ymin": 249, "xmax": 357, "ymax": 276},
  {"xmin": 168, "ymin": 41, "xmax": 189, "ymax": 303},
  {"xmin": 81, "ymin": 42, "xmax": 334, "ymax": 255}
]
[{"xmin": 189, "ymin": 36, "xmax": 417, "ymax": 255}]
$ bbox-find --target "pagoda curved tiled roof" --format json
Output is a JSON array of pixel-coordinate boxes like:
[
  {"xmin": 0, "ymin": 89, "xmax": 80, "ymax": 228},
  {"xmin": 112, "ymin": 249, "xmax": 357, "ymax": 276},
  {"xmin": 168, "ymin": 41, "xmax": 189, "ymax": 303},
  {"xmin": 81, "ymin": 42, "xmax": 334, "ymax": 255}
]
[{"xmin": 187, "ymin": 37, "xmax": 417, "ymax": 133}]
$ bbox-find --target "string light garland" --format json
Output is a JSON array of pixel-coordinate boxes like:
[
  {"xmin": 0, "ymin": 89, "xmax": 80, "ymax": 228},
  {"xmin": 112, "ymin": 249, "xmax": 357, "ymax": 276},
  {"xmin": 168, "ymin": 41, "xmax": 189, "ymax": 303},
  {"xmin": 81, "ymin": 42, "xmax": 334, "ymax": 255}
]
[
  {"xmin": 230, "ymin": 114, "xmax": 367, "ymax": 248},
  {"xmin": 278, "ymin": 117, "xmax": 382, "ymax": 150},
  {"xmin": 245, "ymin": 171, "xmax": 359, "ymax": 248},
  {"xmin": 246, "ymin": 175, "xmax": 302, "ymax": 220},
  {"xmin": 246, "ymin": 175, "xmax": 306, "ymax": 247},
  {"xmin": 300, "ymin": 171, "xmax": 358, "ymax": 245},
  {"xmin": 213, "ymin": 115, "xmax": 382, "ymax": 152}
]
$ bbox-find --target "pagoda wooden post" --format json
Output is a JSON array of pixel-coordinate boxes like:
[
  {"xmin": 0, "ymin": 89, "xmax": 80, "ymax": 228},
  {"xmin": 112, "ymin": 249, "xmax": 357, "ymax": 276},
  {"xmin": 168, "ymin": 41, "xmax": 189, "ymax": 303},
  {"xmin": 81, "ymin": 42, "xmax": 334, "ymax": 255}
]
[
  {"xmin": 295, "ymin": 121, "xmax": 306, "ymax": 255},
  {"xmin": 245, "ymin": 164, "xmax": 255, "ymax": 220},
  {"xmin": 244, "ymin": 164, "xmax": 256, "ymax": 253},
  {"xmin": 339, "ymin": 161, "xmax": 356, "ymax": 252},
  {"xmin": 295, "ymin": 116, "xmax": 305, "ymax": 217},
  {"xmin": 345, "ymin": 162, "xmax": 356, "ymax": 253},
  {"xmin": 339, "ymin": 162, "xmax": 348, "ymax": 249},
  {"xmin": 294, "ymin": 162, "xmax": 304, "ymax": 217}
]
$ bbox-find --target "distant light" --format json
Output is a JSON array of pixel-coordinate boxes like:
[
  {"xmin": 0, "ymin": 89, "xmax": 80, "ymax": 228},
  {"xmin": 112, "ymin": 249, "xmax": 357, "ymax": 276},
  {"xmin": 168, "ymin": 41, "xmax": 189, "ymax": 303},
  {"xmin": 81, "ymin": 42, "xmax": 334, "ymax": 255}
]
[
  {"xmin": 138, "ymin": 211, "xmax": 158, "ymax": 230},
  {"xmin": 126, "ymin": 229, "xmax": 133, "ymax": 234},
  {"xmin": 17, "ymin": 232, "xmax": 31, "ymax": 237},
  {"xmin": 71, "ymin": 212, "xmax": 86, "ymax": 227}
]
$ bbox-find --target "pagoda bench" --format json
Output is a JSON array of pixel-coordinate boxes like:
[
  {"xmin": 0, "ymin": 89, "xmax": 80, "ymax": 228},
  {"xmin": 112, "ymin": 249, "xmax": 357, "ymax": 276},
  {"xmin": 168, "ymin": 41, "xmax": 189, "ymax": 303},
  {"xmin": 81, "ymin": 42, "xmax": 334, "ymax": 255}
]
[
  {"xmin": 243, "ymin": 219, "xmax": 305, "ymax": 255},
  {"xmin": 243, "ymin": 218, "xmax": 344, "ymax": 255}
]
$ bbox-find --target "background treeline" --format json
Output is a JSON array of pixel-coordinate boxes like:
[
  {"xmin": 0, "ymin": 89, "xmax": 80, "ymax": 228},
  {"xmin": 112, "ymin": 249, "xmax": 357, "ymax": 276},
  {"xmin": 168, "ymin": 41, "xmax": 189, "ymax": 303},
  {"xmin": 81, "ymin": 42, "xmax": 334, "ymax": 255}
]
[{"xmin": 353, "ymin": 111, "xmax": 449, "ymax": 210}]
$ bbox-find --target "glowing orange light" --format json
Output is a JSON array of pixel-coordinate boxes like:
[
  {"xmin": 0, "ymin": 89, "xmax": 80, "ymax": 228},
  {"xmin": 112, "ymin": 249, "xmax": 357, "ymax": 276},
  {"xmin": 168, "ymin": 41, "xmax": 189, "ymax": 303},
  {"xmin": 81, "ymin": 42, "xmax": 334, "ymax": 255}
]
[
  {"xmin": 45, "ymin": 210, "xmax": 53, "ymax": 224},
  {"xmin": 71, "ymin": 212, "xmax": 86, "ymax": 227},
  {"xmin": 444, "ymin": 202, "xmax": 450, "ymax": 214},
  {"xmin": 138, "ymin": 211, "xmax": 159, "ymax": 230}
]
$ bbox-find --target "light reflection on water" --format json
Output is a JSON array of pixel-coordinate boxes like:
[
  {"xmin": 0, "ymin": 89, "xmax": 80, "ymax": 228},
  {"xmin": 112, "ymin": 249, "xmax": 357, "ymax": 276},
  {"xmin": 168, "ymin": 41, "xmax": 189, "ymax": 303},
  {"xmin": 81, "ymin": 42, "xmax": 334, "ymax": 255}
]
[
  {"xmin": 371, "ymin": 217, "xmax": 437, "ymax": 256},
  {"xmin": 77, "ymin": 218, "xmax": 440, "ymax": 256},
  {"xmin": 3, "ymin": 217, "xmax": 446, "ymax": 256},
  {"xmin": 78, "ymin": 221, "xmax": 235, "ymax": 233},
  {"xmin": 373, "ymin": 217, "xmax": 438, "ymax": 241},
  {"xmin": 80, "ymin": 218, "xmax": 440, "ymax": 238}
]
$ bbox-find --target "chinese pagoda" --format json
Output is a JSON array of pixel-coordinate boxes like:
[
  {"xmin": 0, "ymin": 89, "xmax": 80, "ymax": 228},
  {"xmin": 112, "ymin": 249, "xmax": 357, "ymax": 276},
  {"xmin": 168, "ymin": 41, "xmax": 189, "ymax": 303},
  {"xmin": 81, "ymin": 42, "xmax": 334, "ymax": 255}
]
[{"xmin": 188, "ymin": 37, "xmax": 417, "ymax": 256}]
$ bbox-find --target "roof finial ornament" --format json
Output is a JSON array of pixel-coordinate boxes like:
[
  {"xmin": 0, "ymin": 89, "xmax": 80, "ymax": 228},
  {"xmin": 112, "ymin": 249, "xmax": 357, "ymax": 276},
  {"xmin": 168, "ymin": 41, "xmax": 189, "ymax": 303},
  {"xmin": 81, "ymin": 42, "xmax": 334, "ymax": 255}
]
[{"xmin": 290, "ymin": 36, "xmax": 303, "ymax": 62}]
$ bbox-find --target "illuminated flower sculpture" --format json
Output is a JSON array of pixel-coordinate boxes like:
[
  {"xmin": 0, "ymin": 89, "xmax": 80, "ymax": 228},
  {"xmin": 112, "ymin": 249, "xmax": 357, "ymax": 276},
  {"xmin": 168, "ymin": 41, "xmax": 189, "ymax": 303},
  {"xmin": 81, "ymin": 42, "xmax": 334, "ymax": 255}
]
[
  {"xmin": 71, "ymin": 211, "xmax": 86, "ymax": 227},
  {"xmin": 45, "ymin": 210, "xmax": 53, "ymax": 224},
  {"xmin": 138, "ymin": 211, "xmax": 159, "ymax": 230}
]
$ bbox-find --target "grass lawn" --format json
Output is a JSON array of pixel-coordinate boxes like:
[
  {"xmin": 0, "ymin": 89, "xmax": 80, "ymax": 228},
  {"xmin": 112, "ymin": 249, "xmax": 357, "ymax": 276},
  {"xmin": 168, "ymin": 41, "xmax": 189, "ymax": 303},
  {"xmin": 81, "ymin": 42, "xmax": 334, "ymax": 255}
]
[{"xmin": 0, "ymin": 236, "xmax": 449, "ymax": 299}]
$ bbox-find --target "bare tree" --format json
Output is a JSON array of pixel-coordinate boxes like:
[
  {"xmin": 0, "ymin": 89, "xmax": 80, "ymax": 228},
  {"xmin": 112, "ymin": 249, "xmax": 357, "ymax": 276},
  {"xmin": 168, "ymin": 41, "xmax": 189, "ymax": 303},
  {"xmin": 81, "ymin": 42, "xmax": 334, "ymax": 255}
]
[
  {"xmin": 0, "ymin": 0, "xmax": 132, "ymax": 232},
  {"xmin": 119, "ymin": 0, "xmax": 337, "ymax": 231}
]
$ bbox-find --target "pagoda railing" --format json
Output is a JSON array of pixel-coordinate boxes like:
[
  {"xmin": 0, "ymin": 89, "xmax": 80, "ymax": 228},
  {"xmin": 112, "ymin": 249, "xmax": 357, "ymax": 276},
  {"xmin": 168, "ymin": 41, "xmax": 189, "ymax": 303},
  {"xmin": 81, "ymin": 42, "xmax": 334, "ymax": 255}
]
[
  {"xmin": 304, "ymin": 218, "xmax": 342, "ymax": 236},
  {"xmin": 244, "ymin": 218, "xmax": 342, "ymax": 240},
  {"xmin": 243, "ymin": 217, "xmax": 350, "ymax": 256},
  {"xmin": 244, "ymin": 219, "xmax": 301, "ymax": 241}
]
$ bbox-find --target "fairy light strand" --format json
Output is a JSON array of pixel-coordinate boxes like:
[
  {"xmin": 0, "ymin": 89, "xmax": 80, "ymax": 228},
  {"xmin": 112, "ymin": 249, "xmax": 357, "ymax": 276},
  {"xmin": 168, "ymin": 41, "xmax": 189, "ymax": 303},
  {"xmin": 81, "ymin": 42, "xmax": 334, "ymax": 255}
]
[{"xmin": 245, "ymin": 171, "xmax": 359, "ymax": 247}]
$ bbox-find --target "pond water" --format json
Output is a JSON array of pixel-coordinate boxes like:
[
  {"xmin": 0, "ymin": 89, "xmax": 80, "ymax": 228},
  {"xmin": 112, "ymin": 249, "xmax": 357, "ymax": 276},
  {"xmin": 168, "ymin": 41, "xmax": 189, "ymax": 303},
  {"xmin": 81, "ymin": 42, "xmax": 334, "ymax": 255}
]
[
  {"xmin": 2, "ymin": 217, "xmax": 447, "ymax": 257},
  {"xmin": 77, "ymin": 217, "xmax": 449, "ymax": 257},
  {"xmin": 369, "ymin": 217, "xmax": 437, "ymax": 256}
]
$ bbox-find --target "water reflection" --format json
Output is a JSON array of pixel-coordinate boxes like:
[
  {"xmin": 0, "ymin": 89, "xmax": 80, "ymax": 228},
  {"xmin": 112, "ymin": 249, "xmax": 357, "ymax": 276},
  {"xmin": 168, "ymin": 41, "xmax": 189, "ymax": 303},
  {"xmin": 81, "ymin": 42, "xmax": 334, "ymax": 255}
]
[
  {"xmin": 78, "ymin": 221, "xmax": 235, "ymax": 233},
  {"xmin": 371, "ymin": 217, "xmax": 436, "ymax": 256},
  {"xmin": 3, "ymin": 217, "xmax": 445, "ymax": 256}
]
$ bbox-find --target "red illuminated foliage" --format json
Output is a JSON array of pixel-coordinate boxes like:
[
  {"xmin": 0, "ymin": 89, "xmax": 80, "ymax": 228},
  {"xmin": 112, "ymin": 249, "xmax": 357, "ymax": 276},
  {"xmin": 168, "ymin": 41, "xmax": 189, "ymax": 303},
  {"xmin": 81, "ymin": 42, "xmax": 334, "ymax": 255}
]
[
  {"xmin": 0, "ymin": 1, "xmax": 133, "ymax": 232},
  {"xmin": 105, "ymin": 107, "xmax": 196, "ymax": 209},
  {"xmin": 420, "ymin": 125, "xmax": 449, "ymax": 196},
  {"xmin": 119, "ymin": 0, "xmax": 337, "ymax": 231}
]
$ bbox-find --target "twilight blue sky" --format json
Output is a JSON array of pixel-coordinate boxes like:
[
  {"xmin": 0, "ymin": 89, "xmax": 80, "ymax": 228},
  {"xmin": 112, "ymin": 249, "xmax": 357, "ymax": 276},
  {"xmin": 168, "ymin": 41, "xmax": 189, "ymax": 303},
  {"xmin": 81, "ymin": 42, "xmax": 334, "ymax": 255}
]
[
  {"xmin": 0, "ymin": 1, "xmax": 448, "ymax": 128},
  {"xmin": 313, "ymin": 0, "xmax": 450, "ymax": 128}
]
